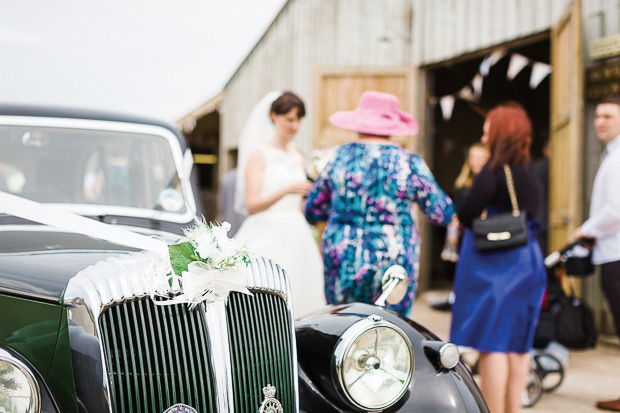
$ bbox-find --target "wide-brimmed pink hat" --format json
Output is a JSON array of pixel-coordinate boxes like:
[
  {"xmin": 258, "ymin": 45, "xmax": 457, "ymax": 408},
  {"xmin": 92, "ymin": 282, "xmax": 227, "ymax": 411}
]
[{"xmin": 329, "ymin": 91, "xmax": 419, "ymax": 136}]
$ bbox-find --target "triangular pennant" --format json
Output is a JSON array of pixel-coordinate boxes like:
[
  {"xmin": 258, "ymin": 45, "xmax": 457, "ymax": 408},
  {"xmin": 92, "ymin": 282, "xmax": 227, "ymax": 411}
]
[
  {"xmin": 507, "ymin": 53, "xmax": 530, "ymax": 81},
  {"xmin": 489, "ymin": 49, "xmax": 506, "ymax": 66},
  {"xmin": 529, "ymin": 62, "xmax": 552, "ymax": 88},
  {"xmin": 479, "ymin": 56, "xmax": 492, "ymax": 77},
  {"xmin": 472, "ymin": 74, "xmax": 484, "ymax": 97},
  {"xmin": 479, "ymin": 49, "xmax": 506, "ymax": 77},
  {"xmin": 457, "ymin": 85, "xmax": 476, "ymax": 102},
  {"xmin": 440, "ymin": 95, "xmax": 456, "ymax": 121}
]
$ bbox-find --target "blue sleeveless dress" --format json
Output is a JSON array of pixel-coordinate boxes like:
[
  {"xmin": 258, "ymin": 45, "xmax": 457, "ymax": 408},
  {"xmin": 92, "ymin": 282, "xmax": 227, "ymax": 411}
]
[{"xmin": 449, "ymin": 223, "xmax": 546, "ymax": 353}]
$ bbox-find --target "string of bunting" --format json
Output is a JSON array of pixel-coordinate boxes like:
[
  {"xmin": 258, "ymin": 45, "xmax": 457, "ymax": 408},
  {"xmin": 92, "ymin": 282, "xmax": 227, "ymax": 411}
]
[{"xmin": 437, "ymin": 49, "xmax": 552, "ymax": 121}]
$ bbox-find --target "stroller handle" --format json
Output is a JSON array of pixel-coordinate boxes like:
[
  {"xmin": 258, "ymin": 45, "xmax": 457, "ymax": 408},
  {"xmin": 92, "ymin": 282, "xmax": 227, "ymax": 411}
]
[
  {"xmin": 543, "ymin": 251, "xmax": 562, "ymax": 268},
  {"xmin": 543, "ymin": 238, "xmax": 593, "ymax": 269}
]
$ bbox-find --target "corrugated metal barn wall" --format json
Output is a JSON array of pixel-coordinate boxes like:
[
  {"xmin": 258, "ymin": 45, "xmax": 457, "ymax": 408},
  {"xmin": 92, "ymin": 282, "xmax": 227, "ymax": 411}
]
[
  {"xmin": 584, "ymin": 0, "xmax": 620, "ymax": 54},
  {"xmin": 221, "ymin": 0, "xmax": 572, "ymax": 173},
  {"xmin": 412, "ymin": 0, "xmax": 572, "ymax": 65}
]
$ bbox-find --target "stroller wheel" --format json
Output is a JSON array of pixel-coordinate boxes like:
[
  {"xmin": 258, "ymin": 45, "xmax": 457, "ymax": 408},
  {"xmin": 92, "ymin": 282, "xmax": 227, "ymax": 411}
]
[
  {"xmin": 533, "ymin": 353, "xmax": 565, "ymax": 393},
  {"xmin": 522, "ymin": 368, "xmax": 543, "ymax": 408}
]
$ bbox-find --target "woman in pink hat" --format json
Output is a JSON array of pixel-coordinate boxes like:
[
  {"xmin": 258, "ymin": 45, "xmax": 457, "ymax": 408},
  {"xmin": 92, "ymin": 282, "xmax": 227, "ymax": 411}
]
[{"xmin": 304, "ymin": 91, "xmax": 454, "ymax": 316}]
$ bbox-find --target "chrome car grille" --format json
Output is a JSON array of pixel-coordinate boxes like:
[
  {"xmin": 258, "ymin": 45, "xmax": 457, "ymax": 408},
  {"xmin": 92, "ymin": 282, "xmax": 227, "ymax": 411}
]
[
  {"xmin": 227, "ymin": 291, "xmax": 294, "ymax": 412},
  {"xmin": 99, "ymin": 298, "xmax": 217, "ymax": 412},
  {"xmin": 65, "ymin": 252, "xmax": 298, "ymax": 412}
]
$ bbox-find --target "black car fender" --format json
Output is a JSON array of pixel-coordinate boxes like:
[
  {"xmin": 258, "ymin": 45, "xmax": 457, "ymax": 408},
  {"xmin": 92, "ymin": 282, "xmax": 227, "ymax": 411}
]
[{"xmin": 295, "ymin": 303, "xmax": 489, "ymax": 413}]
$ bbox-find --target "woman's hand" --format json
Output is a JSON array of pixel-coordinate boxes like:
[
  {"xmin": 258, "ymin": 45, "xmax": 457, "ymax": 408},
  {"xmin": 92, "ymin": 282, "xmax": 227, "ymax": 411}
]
[{"xmin": 283, "ymin": 180, "xmax": 313, "ymax": 196}]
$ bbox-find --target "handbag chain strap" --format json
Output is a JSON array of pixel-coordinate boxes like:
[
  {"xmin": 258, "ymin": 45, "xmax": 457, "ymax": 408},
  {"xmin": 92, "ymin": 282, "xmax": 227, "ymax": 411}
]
[
  {"xmin": 503, "ymin": 164, "xmax": 521, "ymax": 217},
  {"xmin": 479, "ymin": 164, "xmax": 521, "ymax": 220}
]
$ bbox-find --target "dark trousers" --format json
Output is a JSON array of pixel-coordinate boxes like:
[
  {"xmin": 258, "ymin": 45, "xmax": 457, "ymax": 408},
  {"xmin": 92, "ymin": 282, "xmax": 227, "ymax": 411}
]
[{"xmin": 601, "ymin": 260, "xmax": 620, "ymax": 336}]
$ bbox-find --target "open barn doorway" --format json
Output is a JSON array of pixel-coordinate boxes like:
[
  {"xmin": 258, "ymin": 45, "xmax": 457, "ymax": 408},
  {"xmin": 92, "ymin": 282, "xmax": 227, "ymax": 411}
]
[{"xmin": 424, "ymin": 37, "xmax": 551, "ymax": 290}]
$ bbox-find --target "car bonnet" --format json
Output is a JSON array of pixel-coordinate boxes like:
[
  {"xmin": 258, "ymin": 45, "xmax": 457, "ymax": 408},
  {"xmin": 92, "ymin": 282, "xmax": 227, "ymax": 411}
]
[{"xmin": 0, "ymin": 191, "xmax": 171, "ymax": 303}]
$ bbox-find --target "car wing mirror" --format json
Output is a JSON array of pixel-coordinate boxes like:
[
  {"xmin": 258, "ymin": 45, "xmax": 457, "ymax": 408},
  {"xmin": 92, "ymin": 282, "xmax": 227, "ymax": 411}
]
[{"xmin": 375, "ymin": 265, "xmax": 408, "ymax": 307}]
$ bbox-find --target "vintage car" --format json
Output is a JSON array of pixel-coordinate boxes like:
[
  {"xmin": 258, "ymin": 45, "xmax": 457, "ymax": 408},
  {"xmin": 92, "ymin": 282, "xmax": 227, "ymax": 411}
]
[{"xmin": 0, "ymin": 104, "xmax": 489, "ymax": 412}]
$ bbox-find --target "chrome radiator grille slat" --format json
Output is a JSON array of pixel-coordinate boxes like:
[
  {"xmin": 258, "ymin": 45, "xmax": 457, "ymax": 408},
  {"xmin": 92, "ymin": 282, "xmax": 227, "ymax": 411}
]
[
  {"xmin": 99, "ymin": 298, "xmax": 217, "ymax": 412},
  {"xmin": 135, "ymin": 300, "xmax": 157, "ymax": 411},
  {"xmin": 227, "ymin": 291, "xmax": 295, "ymax": 412},
  {"xmin": 143, "ymin": 298, "xmax": 167, "ymax": 405}
]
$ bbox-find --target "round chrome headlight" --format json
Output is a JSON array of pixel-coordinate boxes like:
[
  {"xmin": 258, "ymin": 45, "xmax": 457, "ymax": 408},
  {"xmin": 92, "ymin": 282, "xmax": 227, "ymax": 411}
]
[
  {"xmin": 333, "ymin": 315, "xmax": 414, "ymax": 411},
  {"xmin": 0, "ymin": 348, "xmax": 41, "ymax": 413}
]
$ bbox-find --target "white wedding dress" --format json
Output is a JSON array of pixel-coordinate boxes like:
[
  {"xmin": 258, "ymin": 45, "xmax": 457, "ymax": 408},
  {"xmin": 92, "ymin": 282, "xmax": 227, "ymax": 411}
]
[{"xmin": 234, "ymin": 145, "xmax": 326, "ymax": 317}]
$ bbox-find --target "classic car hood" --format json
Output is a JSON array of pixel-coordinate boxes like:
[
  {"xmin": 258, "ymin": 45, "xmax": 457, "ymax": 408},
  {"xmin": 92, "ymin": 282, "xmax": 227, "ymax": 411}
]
[{"xmin": 0, "ymin": 228, "xmax": 140, "ymax": 303}]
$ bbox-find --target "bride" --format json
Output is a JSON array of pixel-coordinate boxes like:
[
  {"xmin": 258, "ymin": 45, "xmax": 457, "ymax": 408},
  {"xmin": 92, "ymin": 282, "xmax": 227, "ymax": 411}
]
[{"xmin": 234, "ymin": 91, "xmax": 325, "ymax": 317}]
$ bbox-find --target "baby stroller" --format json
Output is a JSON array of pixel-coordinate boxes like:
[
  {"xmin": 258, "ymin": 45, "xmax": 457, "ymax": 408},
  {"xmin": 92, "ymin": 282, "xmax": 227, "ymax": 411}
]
[{"xmin": 522, "ymin": 238, "xmax": 596, "ymax": 407}]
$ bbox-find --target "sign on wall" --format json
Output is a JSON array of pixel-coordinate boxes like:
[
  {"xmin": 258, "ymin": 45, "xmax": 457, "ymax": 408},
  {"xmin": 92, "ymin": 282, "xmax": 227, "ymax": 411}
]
[
  {"xmin": 589, "ymin": 34, "xmax": 620, "ymax": 61},
  {"xmin": 585, "ymin": 61, "xmax": 620, "ymax": 101}
]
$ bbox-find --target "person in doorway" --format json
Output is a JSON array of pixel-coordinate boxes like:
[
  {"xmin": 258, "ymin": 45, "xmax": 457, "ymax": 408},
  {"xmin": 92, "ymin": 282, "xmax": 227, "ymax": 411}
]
[
  {"xmin": 304, "ymin": 90, "xmax": 454, "ymax": 317},
  {"xmin": 573, "ymin": 96, "xmax": 620, "ymax": 412},
  {"xmin": 450, "ymin": 105, "xmax": 546, "ymax": 413},
  {"xmin": 233, "ymin": 91, "xmax": 325, "ymax": 318},
  {"xmin": 441, "ymin": 142, "xmax": 490, "ymax": 262},
  {"xmin": 432, "ymin": 143, "xmax": 490, "ymax": 312}
]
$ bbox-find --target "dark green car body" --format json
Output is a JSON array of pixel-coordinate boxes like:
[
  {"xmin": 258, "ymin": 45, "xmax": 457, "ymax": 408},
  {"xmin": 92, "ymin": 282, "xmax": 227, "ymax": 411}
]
[{"xmin": 0, "ymin": 233, "xmax": 137, "ymax": 412}]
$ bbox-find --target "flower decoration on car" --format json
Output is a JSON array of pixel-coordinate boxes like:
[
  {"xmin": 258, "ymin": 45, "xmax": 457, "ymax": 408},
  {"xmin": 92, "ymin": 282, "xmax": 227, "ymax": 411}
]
[{"xmin": 153, "ymin": 220, "xmax": 252, "ymax": 309}]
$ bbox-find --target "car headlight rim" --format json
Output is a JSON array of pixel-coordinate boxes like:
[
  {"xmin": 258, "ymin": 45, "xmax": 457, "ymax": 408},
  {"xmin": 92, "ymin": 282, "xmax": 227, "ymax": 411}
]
[
  {"xmin": 333, "ymin": 315, "xmax": 414, "ymax": 411},
  {"xmin": 0, "ymin": 347, "xmax": 41, "ymax": 413}
]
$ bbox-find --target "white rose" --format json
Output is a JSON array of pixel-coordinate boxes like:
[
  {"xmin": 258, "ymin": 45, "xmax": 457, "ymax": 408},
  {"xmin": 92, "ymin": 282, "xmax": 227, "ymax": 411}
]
[
  {"xmin": 211, "ymin": 224, "xmax": 230, "ymax": 243},
  {"xmin": 194, "ymin": 233, "xmax": 218, "ymax": 260}
]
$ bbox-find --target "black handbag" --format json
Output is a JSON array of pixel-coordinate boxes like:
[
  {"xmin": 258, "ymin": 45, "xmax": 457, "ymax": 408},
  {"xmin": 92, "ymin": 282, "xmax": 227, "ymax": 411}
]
[
  {"xmin": 472, "ymin": 165, "xmax": 528, "ymax": 251},
  {"xmin": 555, "ymin": 293, "xmax": 598, "ymax": 349}
]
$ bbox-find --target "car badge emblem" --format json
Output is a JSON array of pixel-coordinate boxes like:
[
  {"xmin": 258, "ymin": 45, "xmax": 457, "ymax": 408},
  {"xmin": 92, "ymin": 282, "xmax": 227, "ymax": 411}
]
[
  {"xmin": 163, "ymin": 403, "xmax": 198, "ymax": 413},
  {"xmin": 258, "ymin": 384, "xmax": 283, "ymax": 413}
]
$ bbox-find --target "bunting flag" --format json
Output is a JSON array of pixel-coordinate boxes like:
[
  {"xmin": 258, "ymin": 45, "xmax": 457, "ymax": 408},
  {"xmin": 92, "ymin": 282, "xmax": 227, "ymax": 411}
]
[
  {"xmin": 506, "ymin": 53, "xmax": 530, "ymax": 80},
  {"xmin": 472, "ymin": 74, "xmax": 484, "ymax": 97},
  {"xmin": 439, "ymin": 95, "xmax": 456, "ymax": 121},
  {"xmin": 529, "ymin": 62, "xmax": 552, "ymax": 88},
  {"xmin": 457, "ymin": 85, "xmax": 475, "ymax": 102},
  {"xmin": 435, "ymin": 49, "xmax": 551, "ymax": 122},
  {"xmin": 479, "ymin": 49, "xmax": 506, "ymax": 77}
]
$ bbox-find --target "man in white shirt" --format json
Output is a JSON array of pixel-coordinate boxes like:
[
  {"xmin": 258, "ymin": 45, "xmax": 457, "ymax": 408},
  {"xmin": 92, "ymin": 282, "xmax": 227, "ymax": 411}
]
[{"xmin": 574, "ymin": 96, "xmax": 620, "ymax": 412}]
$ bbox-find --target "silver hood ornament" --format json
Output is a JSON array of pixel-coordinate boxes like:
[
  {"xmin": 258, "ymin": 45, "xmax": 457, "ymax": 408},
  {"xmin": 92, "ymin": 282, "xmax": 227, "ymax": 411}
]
[
  {"xmin": 163, "ymin": 403, "xmax": 198, "ymax": 413},
  {"xmin": 259, "ymin": 384, "xmax": 283, "ymax": 413}
]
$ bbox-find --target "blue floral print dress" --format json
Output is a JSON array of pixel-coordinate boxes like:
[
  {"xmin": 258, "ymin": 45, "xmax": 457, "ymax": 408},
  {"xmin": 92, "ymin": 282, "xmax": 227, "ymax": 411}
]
[{"xmin": 304, "ymin": 142, "xmax": 454, "ymax": 316}]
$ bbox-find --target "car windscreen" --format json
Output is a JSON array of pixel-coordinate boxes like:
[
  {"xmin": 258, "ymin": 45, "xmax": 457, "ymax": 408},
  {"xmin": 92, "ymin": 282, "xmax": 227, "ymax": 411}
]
[{"xmin": 0, "ymin": 125, "xmax": 186, "ymax": 213}]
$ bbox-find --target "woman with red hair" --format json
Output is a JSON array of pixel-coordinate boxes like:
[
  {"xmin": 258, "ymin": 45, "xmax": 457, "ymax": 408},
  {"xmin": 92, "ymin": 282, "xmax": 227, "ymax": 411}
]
[{"xmin": 450, "ymin": 105, "xmax": 546, "ymax": 413}]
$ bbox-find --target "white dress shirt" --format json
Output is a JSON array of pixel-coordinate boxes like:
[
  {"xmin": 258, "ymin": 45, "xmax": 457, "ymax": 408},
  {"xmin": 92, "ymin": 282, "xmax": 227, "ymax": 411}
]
[{"xmin": 583, "ymin": 134, "xmax": 620, "ymax": 264}]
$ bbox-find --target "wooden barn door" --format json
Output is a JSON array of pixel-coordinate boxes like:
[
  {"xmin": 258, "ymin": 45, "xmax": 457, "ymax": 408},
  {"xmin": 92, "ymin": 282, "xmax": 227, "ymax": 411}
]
[
  {"xmin": 549, "ymin": 0, "xmax": 583, "ymax": 252},
  {"xmin": 313, "ymin": 67, "xmax": 416, "ymax": 150}
]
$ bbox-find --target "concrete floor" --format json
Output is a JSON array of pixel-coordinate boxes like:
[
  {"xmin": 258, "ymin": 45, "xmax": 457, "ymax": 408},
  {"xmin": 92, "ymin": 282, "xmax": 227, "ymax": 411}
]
[{"xmin": 413, "ymin": 291, "xmax": 620, "ymax": 413}]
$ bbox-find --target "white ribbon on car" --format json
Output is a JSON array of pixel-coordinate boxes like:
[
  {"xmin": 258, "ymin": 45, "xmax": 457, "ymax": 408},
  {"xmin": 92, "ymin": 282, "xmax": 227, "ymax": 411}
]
[
  {"xmin": 0, "ymin": 190, "xmax": 168, "ymax": 255},
  {"xmin": 0, "ymin": 191, "xmax": 252, "ymax": 309},
  {"xmin": 151, "ymin": 260, "xmax": 252, "ymax": 310}
]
